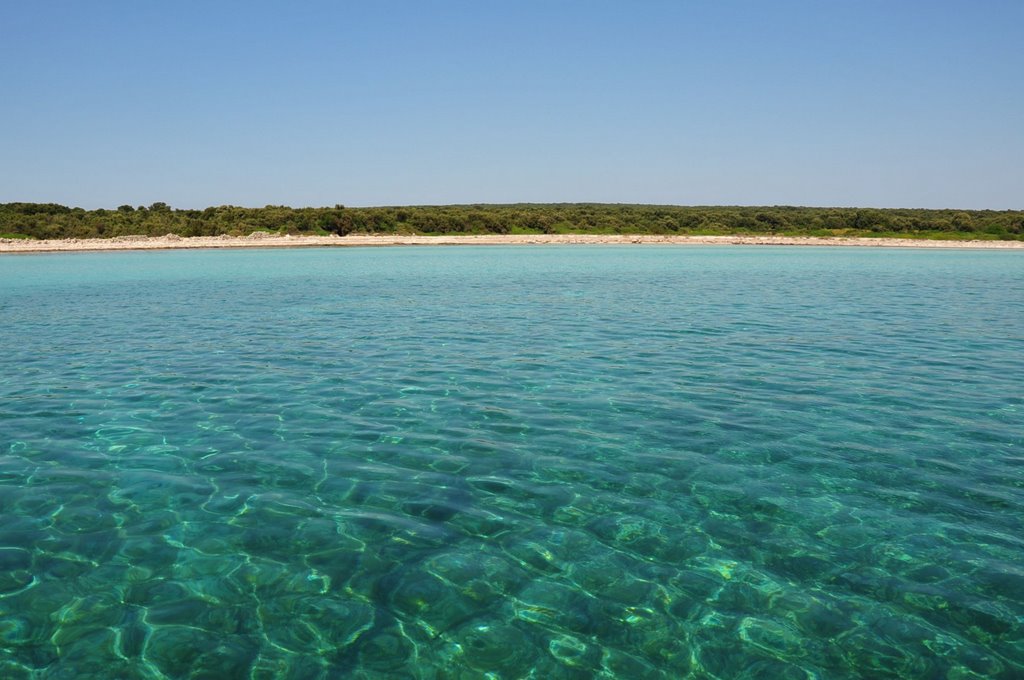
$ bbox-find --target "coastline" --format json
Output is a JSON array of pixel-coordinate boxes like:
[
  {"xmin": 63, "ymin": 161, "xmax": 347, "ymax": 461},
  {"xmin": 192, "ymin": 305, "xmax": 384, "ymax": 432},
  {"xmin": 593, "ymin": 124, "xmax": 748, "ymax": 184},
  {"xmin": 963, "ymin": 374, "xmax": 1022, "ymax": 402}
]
[{"xmin": 1, "ymin": 232, "xmax": 1022, "ymax": 253}]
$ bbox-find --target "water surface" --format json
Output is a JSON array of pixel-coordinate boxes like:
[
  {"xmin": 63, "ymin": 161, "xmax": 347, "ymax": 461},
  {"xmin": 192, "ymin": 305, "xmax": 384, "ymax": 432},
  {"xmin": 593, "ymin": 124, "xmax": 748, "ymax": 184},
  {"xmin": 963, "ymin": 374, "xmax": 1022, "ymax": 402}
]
[{"xmin": 1, "ymin": 246, "xmax": 1022, "ymax": 678}]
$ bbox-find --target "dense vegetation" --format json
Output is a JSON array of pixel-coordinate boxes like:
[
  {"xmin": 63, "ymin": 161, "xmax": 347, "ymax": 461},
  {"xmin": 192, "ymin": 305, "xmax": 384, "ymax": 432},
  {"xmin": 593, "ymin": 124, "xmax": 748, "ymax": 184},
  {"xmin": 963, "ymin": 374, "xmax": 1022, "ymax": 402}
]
[{"xmin": 2, "ymin": 202, "xmax": 1023, "ymax": 240}]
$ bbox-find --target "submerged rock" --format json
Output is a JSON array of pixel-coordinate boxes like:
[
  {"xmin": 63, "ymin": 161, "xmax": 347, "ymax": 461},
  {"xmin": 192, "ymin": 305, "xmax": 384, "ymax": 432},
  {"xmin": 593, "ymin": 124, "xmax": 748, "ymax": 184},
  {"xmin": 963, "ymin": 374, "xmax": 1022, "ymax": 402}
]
[
  {"xmin": 354, "ymin": 625, "xmax": 416, "ymax": 674},
  {"xmin": 548, "ymin": 633, "xmax": 602, "ymax": 672},
  {"xmin": 386, "ymin": 567, "xmax": 479, "ymax": 637},
  {"xmin": 450, "ymin": 619, "xmax": 534, "ymax": 675},
  {"xmin": 0, "ymin": 547, "xmax": 31, "ymax": 571},
  {"xmin": 146, "ymin": 625, "xmax": 219, "ymax": 676},
  {"xmin": 513, "ymin": 581, "xmax": 595, "ymax": 633}
]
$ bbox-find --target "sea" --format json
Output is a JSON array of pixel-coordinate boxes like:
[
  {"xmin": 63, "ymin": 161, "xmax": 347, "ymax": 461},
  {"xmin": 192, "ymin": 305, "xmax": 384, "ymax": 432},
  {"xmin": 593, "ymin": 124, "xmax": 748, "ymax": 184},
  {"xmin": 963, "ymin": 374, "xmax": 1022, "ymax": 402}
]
[{"xmin": 1, "ymin": 245, "xmax": 1022, "ymax": 678}]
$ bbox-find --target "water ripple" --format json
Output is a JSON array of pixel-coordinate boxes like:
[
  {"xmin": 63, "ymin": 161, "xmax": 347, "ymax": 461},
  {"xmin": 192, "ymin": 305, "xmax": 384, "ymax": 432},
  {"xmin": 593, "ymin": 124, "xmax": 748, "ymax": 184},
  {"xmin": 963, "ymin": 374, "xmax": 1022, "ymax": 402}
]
[{"xmin": 1, "ymin": 246, "xmax": 1022, "ymax": 678}]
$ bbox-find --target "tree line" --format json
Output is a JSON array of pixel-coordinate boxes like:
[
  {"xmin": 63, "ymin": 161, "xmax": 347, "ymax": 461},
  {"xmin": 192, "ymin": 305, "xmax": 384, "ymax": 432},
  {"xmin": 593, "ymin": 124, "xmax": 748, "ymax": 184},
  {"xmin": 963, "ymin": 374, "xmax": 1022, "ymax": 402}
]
[{"xmin": 2, "ymin": 202, "xmax": 1022, "ymax": 240}]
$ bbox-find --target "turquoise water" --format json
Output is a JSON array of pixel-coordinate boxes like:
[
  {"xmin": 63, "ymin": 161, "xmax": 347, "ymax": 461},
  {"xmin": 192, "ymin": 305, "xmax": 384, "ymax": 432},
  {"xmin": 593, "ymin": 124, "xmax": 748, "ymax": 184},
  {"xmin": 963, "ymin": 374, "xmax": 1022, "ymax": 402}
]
[{"xmin": 1, "ymin": 245, "xmax": 1022, "ymax": 679}]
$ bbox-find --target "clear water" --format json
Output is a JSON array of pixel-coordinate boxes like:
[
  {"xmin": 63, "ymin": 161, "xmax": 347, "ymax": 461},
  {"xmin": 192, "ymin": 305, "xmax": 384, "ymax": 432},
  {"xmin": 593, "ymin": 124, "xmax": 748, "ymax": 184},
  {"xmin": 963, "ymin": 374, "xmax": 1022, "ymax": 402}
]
[{"xmin": 1, "ymin": 246, "xmax": 1022, "ymax": 679}]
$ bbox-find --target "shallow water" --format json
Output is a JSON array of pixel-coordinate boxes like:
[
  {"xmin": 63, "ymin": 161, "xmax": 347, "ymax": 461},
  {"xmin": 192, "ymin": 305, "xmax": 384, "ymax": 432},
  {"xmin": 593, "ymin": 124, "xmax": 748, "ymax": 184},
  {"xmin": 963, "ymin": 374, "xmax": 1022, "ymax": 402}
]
[{"xmin": 1, "ymin": 245, "xmax": 1022, "ymax": 678}]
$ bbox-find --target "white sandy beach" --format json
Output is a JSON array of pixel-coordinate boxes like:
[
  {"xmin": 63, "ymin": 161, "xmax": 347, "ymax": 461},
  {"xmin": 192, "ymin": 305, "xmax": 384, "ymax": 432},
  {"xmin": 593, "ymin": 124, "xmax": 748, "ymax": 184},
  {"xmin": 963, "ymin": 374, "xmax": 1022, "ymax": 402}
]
[{"xmin": 1, "ymin": 232, "xmax": 1022, "ymax": 253}]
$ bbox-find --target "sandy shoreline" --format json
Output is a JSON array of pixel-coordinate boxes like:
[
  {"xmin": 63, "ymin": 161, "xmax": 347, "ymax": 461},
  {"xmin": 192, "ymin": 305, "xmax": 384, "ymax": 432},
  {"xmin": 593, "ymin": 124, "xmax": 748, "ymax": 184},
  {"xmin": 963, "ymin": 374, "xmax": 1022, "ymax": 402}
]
[{"xmin": 1, "ymin": 232, "xmax": 1022, "ymax": 253}]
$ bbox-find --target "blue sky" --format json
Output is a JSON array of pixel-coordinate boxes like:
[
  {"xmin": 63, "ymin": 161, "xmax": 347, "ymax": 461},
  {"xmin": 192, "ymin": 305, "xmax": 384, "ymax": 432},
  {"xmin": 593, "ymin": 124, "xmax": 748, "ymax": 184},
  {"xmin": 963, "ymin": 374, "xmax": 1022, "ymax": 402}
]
[{"xmin": 1, "ymin": 1, "xmax": 1020, "ymax": 209}]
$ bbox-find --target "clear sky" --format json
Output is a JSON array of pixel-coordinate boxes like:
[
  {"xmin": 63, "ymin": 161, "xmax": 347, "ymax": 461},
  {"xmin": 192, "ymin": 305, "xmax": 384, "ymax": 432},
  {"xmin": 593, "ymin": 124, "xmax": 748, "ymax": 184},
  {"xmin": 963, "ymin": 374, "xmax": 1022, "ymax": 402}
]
[{"xmin": 1, "ymin": 1, "xmax": 1021, "ymax": 210}]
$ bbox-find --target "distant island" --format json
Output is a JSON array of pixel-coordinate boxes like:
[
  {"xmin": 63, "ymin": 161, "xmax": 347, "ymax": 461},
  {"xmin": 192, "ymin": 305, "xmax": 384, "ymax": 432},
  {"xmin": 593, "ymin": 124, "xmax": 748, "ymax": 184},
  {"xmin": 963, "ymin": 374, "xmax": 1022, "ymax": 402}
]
[{"xmin": 2, "ymin": 202, "xmax": 1023, "ymax": 241}]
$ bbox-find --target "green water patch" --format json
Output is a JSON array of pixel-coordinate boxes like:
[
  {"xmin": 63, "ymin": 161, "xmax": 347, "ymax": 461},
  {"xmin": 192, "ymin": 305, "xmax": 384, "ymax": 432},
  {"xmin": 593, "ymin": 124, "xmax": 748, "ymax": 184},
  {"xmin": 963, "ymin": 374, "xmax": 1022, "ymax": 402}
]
[{"xmin": 0, "ymin": 246, "xmax": 1022, "ymax": 677}]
